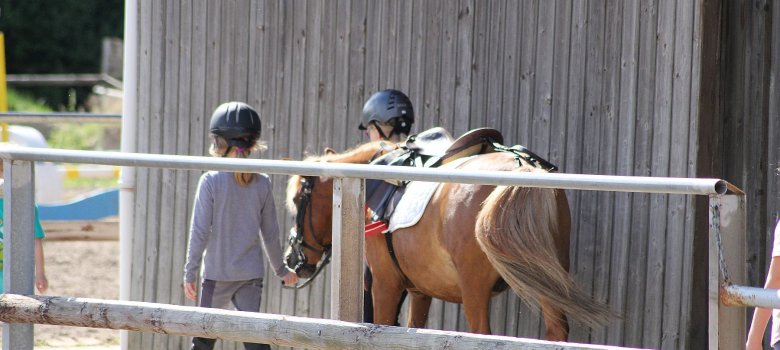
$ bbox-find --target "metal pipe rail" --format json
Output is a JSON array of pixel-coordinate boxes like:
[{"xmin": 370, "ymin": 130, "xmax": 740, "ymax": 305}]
[
  {"xmin": 0, "ymin": 112, "xmax": 121, "ymax": 124},
  {"xmin": 721, "ymin": 285, "xmax": 780, "ymax": 309},
  {"xmin": 0, "ymin": 147, "xmax": 727, "ymax": 195},
  {"xmin": 0, "ymin": 147, "xmax": 748, "ymax": 350},
  {"xmin": 6, "ymin": 73, "xmax": 123, "ymax": 90}
]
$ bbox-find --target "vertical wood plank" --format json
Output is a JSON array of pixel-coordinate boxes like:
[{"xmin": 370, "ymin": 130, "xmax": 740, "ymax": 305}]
[
  {"xmin": 154, "ymin": 0, "xmax": 182, "ymax": 348},
  {"xmin": 407, "ymin": 0, "xmax": 426, "ymax": 132},
  {"xmin": 547, "ymin": 0, "xmax": 571, "ymax": 169},
  {"xmin": 438, "ymin": 0, "xmax": 458, "ymax": 134},
  {"xmin": 515, "ymin": 0, "xmax": 539, "ymax": 147},
  {"xmin": 378, "ymin": 0, "xmax": 397, "ymax": 89},
  {"xmin": 570, "ymin": 1, "xmax": 606, "ymax": 343},
  {"xmin": 590, "ymin": 0, "xmax": 620, "ymax": 344},
  {"xmin": 423, "ymin": 1, "xmax": 442, "ymax": 130},
  {"xmin": 607, "ymin": 0, "xmax": 639, "ymax": 344},
  {"xmin": 468, "ymin": 1, "xmax": 489, "ymax": 131},
  {"xmin": 179, "ymin": 2, "xmax": 207, "ymax": 349},
  {"xmin": 278, "ymin": 1, "xmax": 305, "ymax": 323},
  {"xmin": 662, "ymin": 0, "xmax": 695, "ymax": 348},
  {"xmin": 347, "ymin": 0, "xmax": 367, "ymax": 147},
  {"xmin": 681, "ymin": 1, "xmax": 707, "ymax": 347},
  {"xmin": 624, "ymin": 0, "xmax": 658, "ymax": 346},
  {"xmin": 142, "ymin": 1, "xmax": 166, "ymax": 348},
  {"xmin": 488, "ymin": 0, "xmax": 512, "ymax": 335},
  {"xmin": 302, "ymin": 1, "xmax": 321, "ymax": 157},
  {"xmin": 498, "ymin": 0, "xmax": 520, "ymax": 146},
  {"xmin": 485, "ymin": 0, "xmax": 506, "ymax": 133},
  {"xmin": 363, "ymin": 0, "xmax": 381, "ymax": 115},
  {"xmin": 217, "ymin": 0, "xmax": 234, "ymax": 102},
  {"xmin": 331, "ymin": 0, "xmax": 352, "ymax": 152},
  {"xmin": 330, "ymin": 178, "xmax": 364, "ymax": 322},
  {"xmin": 547, "ymin": 1, "xmax": 574, "ymax": 337},
  {"xmin": 128, "ymin": 0, "xmax": 152, "ymax": 348},
  {"xmin": 317, "ymin": 0, "xmax": 336, "ymax": 152},
  {"xmin": 562, "ymin": 0, "xmax": 588, "ymax": 342},
  {"xmin": 643, "ymin": 0, "xmax": 674, "ymax": 347},
  {"xmin": 394, "ymin": 0, "xmax": 413, "ymax": 98},
  {"xmin": 452, "ymin": 0, "xmax": 474, "ymax": 138},
  {"xmin": 231, "ymin": 0, "xmax": 250, "ymax": 103}
]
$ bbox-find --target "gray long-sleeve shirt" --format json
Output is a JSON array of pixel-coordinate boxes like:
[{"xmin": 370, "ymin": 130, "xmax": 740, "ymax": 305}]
[{"xmin": 183, "ymin": 171, "xmax": 288, "ymax": 283}]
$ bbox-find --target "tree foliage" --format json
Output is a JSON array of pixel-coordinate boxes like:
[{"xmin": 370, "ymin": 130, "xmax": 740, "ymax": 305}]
[{"xmin": 0, "ymin": 0, "xmax": 124, "ymax": 109}]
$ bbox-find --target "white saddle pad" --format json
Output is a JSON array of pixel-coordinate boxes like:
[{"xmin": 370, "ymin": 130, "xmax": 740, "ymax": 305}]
[{"xmin": 387, "ymin": 156, "xmax": 475, "ymax": 232}]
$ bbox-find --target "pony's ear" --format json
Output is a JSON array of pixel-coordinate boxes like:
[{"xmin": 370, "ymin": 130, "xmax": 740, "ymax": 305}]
[{"xmin": 324, "ymin": 147, "xmax": 337, "ymax": 155}]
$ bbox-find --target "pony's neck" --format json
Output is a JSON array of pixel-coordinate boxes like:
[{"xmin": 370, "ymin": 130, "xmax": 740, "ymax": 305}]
[{"xmin": 307, "ymin": 141, "xmax": 386, "ymax": 164}]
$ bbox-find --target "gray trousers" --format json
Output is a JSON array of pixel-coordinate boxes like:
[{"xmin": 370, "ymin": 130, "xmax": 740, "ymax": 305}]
[{"xmin": 192, "ymin": 278, "xmax": 269, "ymax": 350}]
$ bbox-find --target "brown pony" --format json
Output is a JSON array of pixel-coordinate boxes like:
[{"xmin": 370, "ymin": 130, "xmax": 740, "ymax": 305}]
[{"xmin": 284, "ymin": 141, "xmax": 611, "ymax": 340}]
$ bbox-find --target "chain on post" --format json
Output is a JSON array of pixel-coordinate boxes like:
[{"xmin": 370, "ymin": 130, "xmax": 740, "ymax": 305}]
[{"xmin": 711, "ymin": 196, "xmax": 731, "ymax": 284}]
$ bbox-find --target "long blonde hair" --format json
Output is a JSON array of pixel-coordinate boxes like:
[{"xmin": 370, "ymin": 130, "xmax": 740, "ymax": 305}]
[{"xmin": 209, "ymin": 135, "xmax": 268, "ymax": 186}]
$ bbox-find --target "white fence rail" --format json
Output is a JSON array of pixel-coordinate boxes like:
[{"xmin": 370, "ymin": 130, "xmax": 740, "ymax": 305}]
[{"xmin": 0, "ymin": 147, "xmax": 758, "ymax": 350}]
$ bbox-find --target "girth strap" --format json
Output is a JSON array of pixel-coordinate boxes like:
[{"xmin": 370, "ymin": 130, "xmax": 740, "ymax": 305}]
[{"xmin": 384, "ymin": 231, "xmax": 412, "ymax": 286}]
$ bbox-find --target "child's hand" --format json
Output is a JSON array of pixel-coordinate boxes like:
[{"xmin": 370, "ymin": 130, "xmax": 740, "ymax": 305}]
[
  {"xmin": 183, "ymin": 281, "xmax": 198, "ymax": 301},
  {"xmin": 35, "ymin": 274, "xmax": 48, "ymax": 293},
  {"xmin": 282, "ymin": 271, "xmax": 298, "ymax": 286}
]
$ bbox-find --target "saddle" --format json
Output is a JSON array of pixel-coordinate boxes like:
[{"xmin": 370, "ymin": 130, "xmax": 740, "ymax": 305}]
[{"xmin": 365, "ymin": 127, "xmax": 557, "ymax": 226}]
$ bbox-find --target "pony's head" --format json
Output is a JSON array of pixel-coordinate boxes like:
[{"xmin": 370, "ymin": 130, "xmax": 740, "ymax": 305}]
[{"xmin": 283, "ymin": 141, "xmax": 389, "ymax": 278}]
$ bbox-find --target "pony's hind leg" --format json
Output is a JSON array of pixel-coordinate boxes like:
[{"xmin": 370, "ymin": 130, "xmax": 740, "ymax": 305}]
[
  {"xmin": 407, "ymin": 292, "xmax": 432, "ymax": 328},
  {"xmin": 459, "ymin": 282, "xmax": 493, "ymax": 334},
  {"xmin": 540, "ymin": 299, "xmax": 569, "ymax": 341}
]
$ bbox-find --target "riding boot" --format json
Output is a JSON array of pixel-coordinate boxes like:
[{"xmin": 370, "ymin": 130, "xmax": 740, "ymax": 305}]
[{"xmin": 191, "ymin": 337, "xmax": 217, "ymax": 350}]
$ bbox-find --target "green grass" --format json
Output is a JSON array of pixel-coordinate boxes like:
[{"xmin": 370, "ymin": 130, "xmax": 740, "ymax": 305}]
[
  {"xmin": 48, "ymin": 123, "xmax": 108, "ymax": 150},
  {"xmin": 7, "ymin": 88, "xmax": 53, "ymax": 113}
]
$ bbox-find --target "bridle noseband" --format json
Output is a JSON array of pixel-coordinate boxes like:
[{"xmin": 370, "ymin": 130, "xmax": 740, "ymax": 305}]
[{"xmin": 285, "ymin": 176, "xmax": 332, "ymax": 289}]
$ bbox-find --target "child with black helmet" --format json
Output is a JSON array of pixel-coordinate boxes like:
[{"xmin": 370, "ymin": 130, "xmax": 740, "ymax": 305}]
[
  {"xmin": 183, "ymin": 102, "xmax": 298, "ymax": 350},
  {"xmin": 359, "ymin": 89, "xmax": 414, "ymax": 324},
  {"xmin": 359, "ymin": 89, "xmax": 415, "ymax": 142}
]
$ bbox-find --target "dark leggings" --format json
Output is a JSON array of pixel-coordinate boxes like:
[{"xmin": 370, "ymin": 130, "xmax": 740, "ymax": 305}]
[{"xmin": 363, "ymin": 267, "xmax": 407, "ymax": 325}]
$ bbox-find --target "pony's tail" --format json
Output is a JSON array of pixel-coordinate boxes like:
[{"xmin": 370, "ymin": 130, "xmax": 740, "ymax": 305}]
[{"xmin": 476, "ymin": 182, "xmax": 613, "ymax": 328}]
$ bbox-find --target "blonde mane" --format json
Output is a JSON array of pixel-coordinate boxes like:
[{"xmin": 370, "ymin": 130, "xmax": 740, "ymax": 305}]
[{"xmin": 285, "ymin": 141, "xmax": 390, "ymax": 213}]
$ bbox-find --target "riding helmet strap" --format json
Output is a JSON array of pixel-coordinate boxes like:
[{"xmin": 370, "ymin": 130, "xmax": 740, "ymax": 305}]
[{"xmin": 370, "ymin": 121, "xmax": 392, "ymax": 141}]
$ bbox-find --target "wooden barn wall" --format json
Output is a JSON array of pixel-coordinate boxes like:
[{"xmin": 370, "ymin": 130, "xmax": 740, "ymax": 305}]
[
  {"xmin": 703, "ymin": 0, "xmax": 780, "ymax": 347},
  {"xmin": 128, "ymin": 1, "xmax": 707, "ymax": 349}
]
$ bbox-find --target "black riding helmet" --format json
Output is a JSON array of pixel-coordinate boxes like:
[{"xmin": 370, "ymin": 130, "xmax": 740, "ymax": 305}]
[
  {"xmin": 209, "ymin": 101, "xmax": 261, "ymax": 150},
  {"xmin": 358, "ymin": 89, "xmax": 414, "ymax": 137}
]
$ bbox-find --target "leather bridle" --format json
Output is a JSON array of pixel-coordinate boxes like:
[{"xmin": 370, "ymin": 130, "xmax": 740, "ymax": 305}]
[{"xmin": 284, "ymin": 176, "xmax": 332, "ymax": 289}]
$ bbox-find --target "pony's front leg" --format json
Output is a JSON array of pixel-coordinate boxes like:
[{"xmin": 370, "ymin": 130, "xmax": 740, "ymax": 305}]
[
  {"xmin": 370, "ymin": 279, "xmax": 404, "ymax": 325},
  {"xmin": 407, "ymin": 292, "xmax": 432, "ymax": 328}
]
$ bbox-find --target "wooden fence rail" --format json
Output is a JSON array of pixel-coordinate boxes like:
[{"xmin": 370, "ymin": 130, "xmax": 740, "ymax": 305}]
[{"xmin": 0, "ymin": 294, "xmax": 642, "ymax": 350}]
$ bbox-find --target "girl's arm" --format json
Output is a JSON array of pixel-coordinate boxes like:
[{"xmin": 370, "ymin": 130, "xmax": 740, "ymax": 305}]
[
  {"xmin": 747, "ymin": 255, "xmax": 780, "ymax": 350},
  {"xmin": 257, "ymin": 178, "xmax": 297, "ymax": 285},
  {"xmin": 34, "ymin": 238, "xmax": 48, "ymax": 293},
  {"xmin": 183, "ymin": 175, "xmax": 214, "ymax": 287}
]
